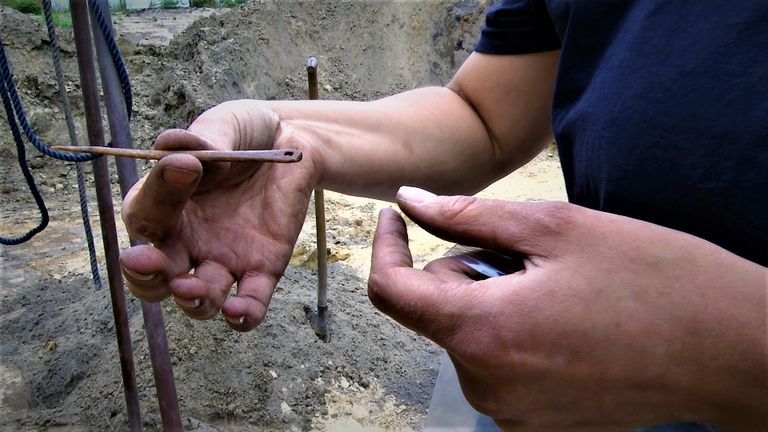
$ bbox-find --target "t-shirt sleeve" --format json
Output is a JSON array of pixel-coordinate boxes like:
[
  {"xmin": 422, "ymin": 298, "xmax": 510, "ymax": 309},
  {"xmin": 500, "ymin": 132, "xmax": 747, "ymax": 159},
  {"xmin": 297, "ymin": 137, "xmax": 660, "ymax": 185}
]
[{"xmin": 474, "ymin": 0, "xmax": 561, "ymax": 54}]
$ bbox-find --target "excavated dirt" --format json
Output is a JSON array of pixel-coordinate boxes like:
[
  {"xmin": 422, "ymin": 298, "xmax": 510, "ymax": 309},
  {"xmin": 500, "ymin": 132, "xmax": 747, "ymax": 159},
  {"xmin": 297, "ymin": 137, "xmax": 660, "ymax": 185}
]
[{"xmin": 0, "ymin": 2, "xmax": 566, "ymax": 431}]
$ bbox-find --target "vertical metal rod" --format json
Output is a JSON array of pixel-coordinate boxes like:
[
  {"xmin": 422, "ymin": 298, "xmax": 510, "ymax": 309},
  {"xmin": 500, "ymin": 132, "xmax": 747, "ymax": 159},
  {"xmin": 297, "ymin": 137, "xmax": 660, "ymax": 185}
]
[
  {"xmin": 69, "ymin": 1, "xmax": 142, "ymax": 430},
  {"xmin": 305, "ymin": 57, "xmax": 329, "ymax": 342},
  {"xmin": 88, "ymin": 1, "xmax": 183, "ymax": 430}
]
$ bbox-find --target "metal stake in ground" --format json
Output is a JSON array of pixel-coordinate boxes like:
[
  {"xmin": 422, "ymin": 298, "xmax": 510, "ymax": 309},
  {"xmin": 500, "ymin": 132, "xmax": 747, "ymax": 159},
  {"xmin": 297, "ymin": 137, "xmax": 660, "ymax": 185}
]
[
  {"xmin": 304, "ymin": 56, "xmax": 330, "ymax": 342},
  {"xmin": 70, "ymin": 0, "xmax": 141, "ymax": 429},
  {"xmin": 88, "ymin": 0, "xmax": 183, "ymax": 429}
]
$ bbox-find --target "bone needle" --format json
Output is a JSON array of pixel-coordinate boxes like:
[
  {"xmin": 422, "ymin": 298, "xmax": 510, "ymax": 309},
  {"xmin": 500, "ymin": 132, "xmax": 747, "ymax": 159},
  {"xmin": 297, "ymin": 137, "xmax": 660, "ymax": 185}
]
[{"xmin": 51, "ymin": 146, "xmax": 303, "ymax": 163}]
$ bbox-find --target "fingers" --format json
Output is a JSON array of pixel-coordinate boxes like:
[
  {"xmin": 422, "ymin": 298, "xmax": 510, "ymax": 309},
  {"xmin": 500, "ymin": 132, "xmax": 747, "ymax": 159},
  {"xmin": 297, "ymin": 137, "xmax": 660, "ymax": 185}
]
[
  {"xmin": 169, "ymin": 260, "xmax": 235, "ymax": 320},
  {"xmin": 395, "ymin": 186, "xmax": 575, "ymax": 257},
  {"xmin": 369, "ymin": 208, "xmax": 414, "ymax": 271},
  {"xmin": 120, "ymin": 244, "xmax": 175, "ymax": 302},
  {"xmin": 122, "ymin": 154, "xmax": 202, "ymax": 242},
  {"xmin": 221, "ymin": 272, "xmax": 276, "ymax": 332},
  {"xmin": 368, "ymin": 208, "xmax": 463, "ymax": 343},
  {"xmin": 423, "ymin": 256, "xmax": 491, "ymax": 282}
]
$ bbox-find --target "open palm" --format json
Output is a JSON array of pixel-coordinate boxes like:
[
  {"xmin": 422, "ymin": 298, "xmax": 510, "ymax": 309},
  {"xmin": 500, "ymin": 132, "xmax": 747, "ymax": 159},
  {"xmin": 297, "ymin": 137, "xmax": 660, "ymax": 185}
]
[{"xmin": 120, "ymin": 101, "xmax": 317, "ymax": 331}]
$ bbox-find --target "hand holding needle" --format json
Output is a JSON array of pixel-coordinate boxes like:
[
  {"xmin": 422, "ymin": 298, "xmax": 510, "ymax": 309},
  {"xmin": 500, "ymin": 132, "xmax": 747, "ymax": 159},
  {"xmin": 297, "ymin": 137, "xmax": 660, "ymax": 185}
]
[{"xmin": 51, "ymin": 145, "xmax": 302, "ymax": 163}]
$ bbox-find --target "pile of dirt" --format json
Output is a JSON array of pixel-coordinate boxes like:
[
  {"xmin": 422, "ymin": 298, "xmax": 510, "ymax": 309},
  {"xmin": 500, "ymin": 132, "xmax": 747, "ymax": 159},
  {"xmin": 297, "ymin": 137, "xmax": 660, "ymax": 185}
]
[
  {"xmin": 132, "ymin": 0, "xmax": 488, "ymax": 138},
  {"xmin": 0, "ymin": 2, "xmax": 494, "ymax": 430}
]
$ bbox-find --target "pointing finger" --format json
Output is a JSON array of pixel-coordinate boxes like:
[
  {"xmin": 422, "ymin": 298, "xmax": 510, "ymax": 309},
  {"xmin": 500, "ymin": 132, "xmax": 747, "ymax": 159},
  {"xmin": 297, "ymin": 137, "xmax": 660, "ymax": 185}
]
[{"xmin": 395, "ymin": 186, "xmax": 576, "ymax": 257}]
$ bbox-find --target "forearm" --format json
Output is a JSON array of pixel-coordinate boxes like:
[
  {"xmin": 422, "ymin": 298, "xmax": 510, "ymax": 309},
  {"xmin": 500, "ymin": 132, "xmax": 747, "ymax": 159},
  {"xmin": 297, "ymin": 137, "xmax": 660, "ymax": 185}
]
[
  {"xmin": 267, "ymin": 87, "xmax": 536, "ymax": 200},
  {"xmin": 264, "ymin": 51, "xmax": 559, "ymax": 201}
]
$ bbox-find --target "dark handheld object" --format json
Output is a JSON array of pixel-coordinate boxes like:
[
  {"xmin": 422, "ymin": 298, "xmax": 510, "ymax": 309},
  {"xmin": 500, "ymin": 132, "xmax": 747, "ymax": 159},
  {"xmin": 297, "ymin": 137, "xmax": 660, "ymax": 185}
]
[{"xmin": 445, "ymin": 245, "xmax": 525, "ymax": 280}]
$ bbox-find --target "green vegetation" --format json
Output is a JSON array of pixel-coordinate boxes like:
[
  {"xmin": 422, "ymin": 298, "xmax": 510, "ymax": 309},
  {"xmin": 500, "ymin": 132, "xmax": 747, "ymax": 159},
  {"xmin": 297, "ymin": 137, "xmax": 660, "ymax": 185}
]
[
  {"xmin": 5, "ymin": 0, "xmax": 246, "ymax": 21},
  {"xmin": 8, "ymin": 0, "xmax": 42, "ymax": 14},
  {"xmin": 221, "ymin": 0, "xmax": 246, "ymax": 8},
  {"xmin": 38, "ymin": 10, "xmax": 73, "ymax": 28},
  {"xmin": 159, "ymin": 0, "xmax": 178, "ymax": 8},
  {"xmin": 191, "ymin": 0, "xmax": 216, "ymax": 7},
  {"xmin": 190, "ymin": 0, "xmax": 246, "ymax": 8},
  {"xmin": 6, "ymin": 0, "xmax": 76, "ymax": 28}
]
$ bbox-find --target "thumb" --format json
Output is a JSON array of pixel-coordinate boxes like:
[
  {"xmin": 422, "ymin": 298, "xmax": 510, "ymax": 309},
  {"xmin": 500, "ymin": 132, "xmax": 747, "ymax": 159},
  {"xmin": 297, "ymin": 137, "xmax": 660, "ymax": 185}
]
[
  {"xmin": 368, "ymin": 208, "xmax": 465, "ymax": 344},
  {"xmin": 395, "ymin": 186, "xmax": 569, "ymax": 257},
  {"xmin": 122, "ymin": 154, "xmax": 202, "ymax": 242}
]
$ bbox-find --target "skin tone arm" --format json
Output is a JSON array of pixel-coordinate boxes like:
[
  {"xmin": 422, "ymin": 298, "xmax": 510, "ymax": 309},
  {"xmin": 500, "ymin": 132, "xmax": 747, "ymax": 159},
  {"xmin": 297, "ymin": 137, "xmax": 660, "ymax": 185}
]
[
  {"xmin": 270, "ymin": 51, "xmax": 559, "ymax": 199},
  {"xmin": 118, "ymin": 51, "xmax": 560, "ymax": 330}
]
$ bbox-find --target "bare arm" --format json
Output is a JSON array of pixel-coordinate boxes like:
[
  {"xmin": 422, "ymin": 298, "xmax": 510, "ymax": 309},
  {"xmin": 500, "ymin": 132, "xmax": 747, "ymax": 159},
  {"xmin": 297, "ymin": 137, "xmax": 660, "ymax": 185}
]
[
  {"xmin": 118, "ymin": 50, "xmax": 560, "ymax": 330},
  {"xmin": 266, "ymin": 51, "xmax": 559, "ymax": 200}
]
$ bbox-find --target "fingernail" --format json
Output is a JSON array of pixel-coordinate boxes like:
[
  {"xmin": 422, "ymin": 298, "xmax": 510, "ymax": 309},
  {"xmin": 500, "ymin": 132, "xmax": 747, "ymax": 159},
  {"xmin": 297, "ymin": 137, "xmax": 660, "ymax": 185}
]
[
  {"xmin": 175, "ymin": 297, "xmax": 201, "ymax": 309},
  {"xmin": 123, "ymin": 267, "xmax": 155, "ymax": 282},
  {"xmin": 397, "ymin": 186, "xmax": 437, "ymax": 204},
  {"xmin": 162, "ymin": 166, "xmax": 199, "ymax": 187},
  {"xmin": 225, "ymin": 315, "xmax": 245, "ymax": 326}
]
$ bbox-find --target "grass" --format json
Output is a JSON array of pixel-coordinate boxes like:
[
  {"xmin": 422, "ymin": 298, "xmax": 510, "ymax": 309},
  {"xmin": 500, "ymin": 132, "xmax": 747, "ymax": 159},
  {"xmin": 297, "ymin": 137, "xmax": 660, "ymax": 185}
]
[
  {"xmin": 159, "ymin": 0, "xmax": 178, "ymax": 9},
  {"xmin": 190, "ymin": 0, "xmax": 247, "ymax": 8},
  {"xmin": 221, "ymin": 0, "xmax": 246, "ymax": 7},
  {"xmin": 7, "ymin": 0, "xmax": 242, "ymax": 28},
  {"xmin": 7, "ymin": 0, "xmax": 41, "ymax": 14},
  {"xmin": 4, "ymin": 0, "xmax": 73, "ymax": 29},
  {"xmin": 38, "ymin": 10, "xmax": 73, "ymax": 28}
]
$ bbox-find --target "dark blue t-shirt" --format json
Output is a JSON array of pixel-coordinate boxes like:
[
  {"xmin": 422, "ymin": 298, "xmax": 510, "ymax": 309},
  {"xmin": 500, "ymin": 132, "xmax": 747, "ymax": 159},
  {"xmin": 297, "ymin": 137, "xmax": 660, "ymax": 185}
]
[{"xmin": 475, "ymin": 0, "xmax": 768, "ymax": 266}]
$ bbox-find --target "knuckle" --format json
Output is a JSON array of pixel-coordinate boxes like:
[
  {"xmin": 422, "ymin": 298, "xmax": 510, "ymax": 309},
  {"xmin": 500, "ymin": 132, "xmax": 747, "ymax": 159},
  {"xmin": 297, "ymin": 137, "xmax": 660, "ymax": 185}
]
[
  {"xmin": 422, "ymin": 258, "xmax": 458, "ymax": 276},
  {"xmin": 451, "ymin": 357, "xmax": 517, "ymax": 419},
  {"xmin": 366, "ymin": 274, "xmax": 383, "ymax": 302},
  {"xmin": 366, "ymin": 271, "xmax": 391, "ymax": 311},
  {"xmin": 440, "ymin": 195, "xmax": 480, "ymax": 223},
  {"xmin": 122, "ymin": 213, "xmax": 167, "ymax": 241},
  {"xmin": 526, "ymin": 201, "xmax": 578, "ymax": 235},
  {"xmin": 125, "ymin": 282, "xmax": 167, "ymax": 303},
  {"xmin": 463, "ymin": 388, "xmax": 507, "ymax": 419},
  {"xmin": 421, "ymin": 259, "xmax": 442, "ymax": 273}
]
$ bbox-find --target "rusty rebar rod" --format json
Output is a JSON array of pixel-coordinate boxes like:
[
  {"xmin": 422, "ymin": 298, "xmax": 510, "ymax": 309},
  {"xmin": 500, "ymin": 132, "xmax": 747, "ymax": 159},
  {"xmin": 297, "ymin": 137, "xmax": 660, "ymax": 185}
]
[
  {"xmin": 69, "ymin": 1, "xmax": 141, "ymax": 429},
  {"xmin": 88, "ymin": 0, "xmax": 183, "ymax": 429},
  {"xmin": 305, "ymin": 56, "xmax": 330, "ymax": 342}
]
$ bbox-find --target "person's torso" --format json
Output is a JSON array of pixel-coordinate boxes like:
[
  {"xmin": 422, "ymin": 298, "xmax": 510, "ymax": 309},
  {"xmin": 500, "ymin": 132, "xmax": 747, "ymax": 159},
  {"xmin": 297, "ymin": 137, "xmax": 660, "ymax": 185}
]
[{"xmin": 545, "ymin": 0, "xmax": 768, "ymax": 264}]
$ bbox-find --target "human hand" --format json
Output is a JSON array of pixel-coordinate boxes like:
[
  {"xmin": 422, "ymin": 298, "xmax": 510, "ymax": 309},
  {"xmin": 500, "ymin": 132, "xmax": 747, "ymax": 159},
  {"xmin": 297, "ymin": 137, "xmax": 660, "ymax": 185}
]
[
  {"xmin": 369, "ymin": 187, "xmax": 767, "ymax": 431},
  {"xmin": 119, "ymin": 100, "xmax": 318, "ymax": 331}
]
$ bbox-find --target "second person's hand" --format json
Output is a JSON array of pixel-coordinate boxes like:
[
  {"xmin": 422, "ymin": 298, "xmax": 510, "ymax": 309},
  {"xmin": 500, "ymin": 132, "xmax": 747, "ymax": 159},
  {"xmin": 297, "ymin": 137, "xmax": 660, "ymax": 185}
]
[{"xmin": 368, "ymin": 187, "xmax": 766, "ymax": 431}]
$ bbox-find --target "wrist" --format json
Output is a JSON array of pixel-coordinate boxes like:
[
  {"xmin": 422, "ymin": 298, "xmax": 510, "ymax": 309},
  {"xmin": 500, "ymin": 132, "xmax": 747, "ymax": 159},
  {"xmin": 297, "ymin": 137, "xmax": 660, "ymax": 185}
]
[{"xmin": 270, "ymin": 110, "xmax": 326, "ymax": 191}]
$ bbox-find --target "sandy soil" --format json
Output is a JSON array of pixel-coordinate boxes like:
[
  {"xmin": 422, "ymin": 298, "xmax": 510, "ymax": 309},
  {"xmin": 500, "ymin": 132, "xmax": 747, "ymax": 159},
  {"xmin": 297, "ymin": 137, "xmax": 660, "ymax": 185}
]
[{"xmin": 0, "ymin": 3, "xmax": 566, "ymax": 430}]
